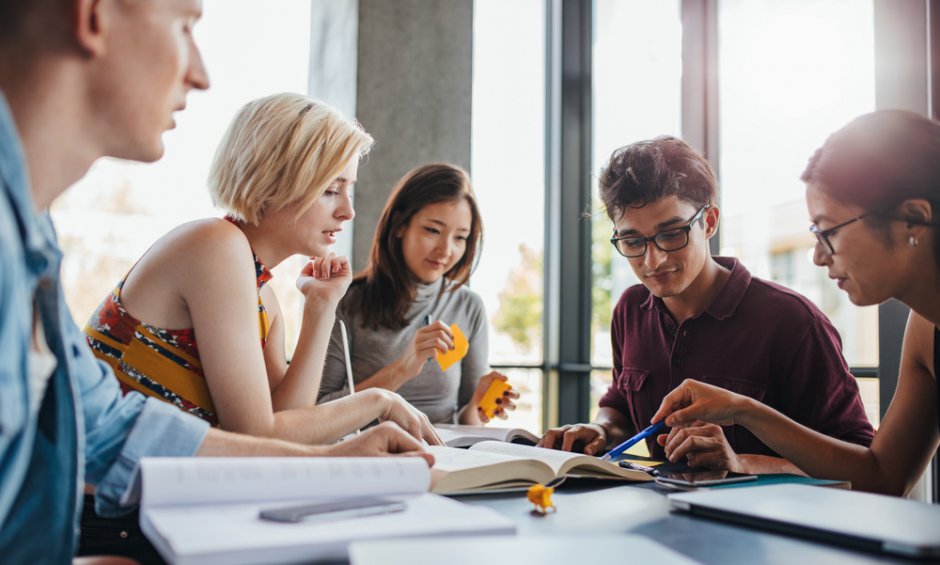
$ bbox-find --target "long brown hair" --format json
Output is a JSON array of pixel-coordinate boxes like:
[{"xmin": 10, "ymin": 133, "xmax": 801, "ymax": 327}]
[{"xmin": 354, "ymin": 163, "xmax": 483, "ymax": 330}]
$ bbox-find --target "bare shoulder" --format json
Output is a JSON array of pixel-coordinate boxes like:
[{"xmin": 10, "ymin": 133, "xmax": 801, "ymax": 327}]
[
  {"xmin": 122, "ymin": 219, "xmax": 255, "ymax": 326},
  {"xmin": 133, "ymin": 219, "xmax": 255, "ymax": 293},
  {"xmin": 165, "ymin": 218, "xmax": 251, "ymax": 260},
  {"xmin": 904, "ymin": 311, "xmax": 936, "ymax": 379}
]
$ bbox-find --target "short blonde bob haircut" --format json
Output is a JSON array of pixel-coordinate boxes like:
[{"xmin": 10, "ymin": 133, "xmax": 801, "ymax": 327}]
[{"xmin": 209, "ymin": 93, "xmax": 374, "ymax": 225}]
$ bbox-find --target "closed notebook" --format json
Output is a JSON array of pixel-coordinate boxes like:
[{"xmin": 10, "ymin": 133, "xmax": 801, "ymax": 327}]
[
  {"xmin": 428, "ymin": 441, "xmax": 651, "ymax": 495},
  {"xmin": 136, "ymin": 457, "xmax": 515, "ymax": 565},
  {"xmin": 669, "ymin": 484, "xmax": 940, "ymax": 559}
]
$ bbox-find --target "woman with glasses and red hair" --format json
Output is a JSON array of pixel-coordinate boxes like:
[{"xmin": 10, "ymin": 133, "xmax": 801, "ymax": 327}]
[{"xmin": 653, "ymin": 110, "xmax": 939, "ymax": 496}]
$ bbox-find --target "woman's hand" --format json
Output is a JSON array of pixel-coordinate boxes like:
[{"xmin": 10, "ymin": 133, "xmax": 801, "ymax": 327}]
[
  {"xmin": 374, "ymin": 389, "xmax": 443, "ymax": 445},
  {"xmin": 324, "ymin": 421, "xmax": 435, "ymax": 466},
  {"xmin": 396, "ymin": 321, "xmax": 454, "ymax": 379},
  {"xmin": 297, "ymin": 253, "xmax": 352, "ymax": 309},
  {"xmin": 471, "ymin": 371, "xmax": 519, "ymax": 424},
  {"xmin": 656, "ymin": 421, "xmax": 745, "ymax": 472},
  {"xmin": 652, "ymin": 378, "xmax": 750, "ymax": 428}
]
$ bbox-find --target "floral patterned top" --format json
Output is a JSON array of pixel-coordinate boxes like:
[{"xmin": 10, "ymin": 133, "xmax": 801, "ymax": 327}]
[{"xmin": 83, "ymin": 250, "xmax": 272, "ymax": 426}]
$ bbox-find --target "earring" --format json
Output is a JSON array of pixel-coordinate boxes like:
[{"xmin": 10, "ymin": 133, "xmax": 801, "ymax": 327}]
[{"xmin": 908, "ymin": 236, "xmax": 919, "ymax": 247}]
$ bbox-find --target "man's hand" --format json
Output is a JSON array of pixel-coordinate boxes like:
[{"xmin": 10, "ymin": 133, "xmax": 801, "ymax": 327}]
[
  {"xmin": 657, "ymin": 421, "xmax": 744, "ymax": 472},
  {"xmin": 325, "ymin": 422, "xmax": 434, "ymax": 466},
  {"xmin": 537, "ymin": 423, "xmax": 608, "ymax": 455}
]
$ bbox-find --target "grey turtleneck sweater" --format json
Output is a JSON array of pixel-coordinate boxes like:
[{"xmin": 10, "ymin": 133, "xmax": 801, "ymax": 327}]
[{"xmin": 317, "ymin": 278, "xmax": 489, "ymax": 424}]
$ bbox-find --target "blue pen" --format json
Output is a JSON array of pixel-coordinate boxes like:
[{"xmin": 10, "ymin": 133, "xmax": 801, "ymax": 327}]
[{"xmin": 599, "ymin": 420, "xmax": 667, "ymax": 462}]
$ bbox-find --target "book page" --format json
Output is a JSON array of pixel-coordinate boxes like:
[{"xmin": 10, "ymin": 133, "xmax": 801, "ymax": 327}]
[
  {"xmin": 434, "ymin": 424, "xmax": 539, "ymax": 447},
  {"xmin": 469, "ymin": 442, "xmax": 650, "ymax": 481},
  {"xmin": 426, "ymin": 445, "xmax": 536, "ymax": 471},
  {"xmin": 468, "ymin": 441, "xmax": 589, "ymax": 475},
  {"xmin": 426, "ymin": 446, "xmax": 555, "ymax": 493},
  {"xmin": 140, "ymin": 457, "xmax": 431, "ymax": 508}
]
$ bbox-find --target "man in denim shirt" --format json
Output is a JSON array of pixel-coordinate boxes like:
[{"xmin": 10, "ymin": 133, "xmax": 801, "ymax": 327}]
[{"xmin": 0, "ymin": 2, "xmax": 431, "ymax": 562}]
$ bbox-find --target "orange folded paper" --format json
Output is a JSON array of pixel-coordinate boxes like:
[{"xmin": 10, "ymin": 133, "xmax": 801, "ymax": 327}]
[
  {"xmin": 435, "ymin": 323, "xmax": 469, "ymax": 371},
  {"xmin": 478, "ymin": 379, "xmax": 512, "ymax": 419}
]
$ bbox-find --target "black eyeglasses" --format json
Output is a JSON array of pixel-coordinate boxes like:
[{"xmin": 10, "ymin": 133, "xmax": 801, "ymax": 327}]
[
  {"xmin": 809, "ymin": 210, "xmax": 877, "ymax": 255},
  {"xmin": 610, "ymin": 205, "xmax": 709, "ymax": 258}
]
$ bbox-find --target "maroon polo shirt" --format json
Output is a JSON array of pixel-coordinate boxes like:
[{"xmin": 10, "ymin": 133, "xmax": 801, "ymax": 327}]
[{"xmin": 599, "ymin": 256, "xmax": 874, "ymax": 459}]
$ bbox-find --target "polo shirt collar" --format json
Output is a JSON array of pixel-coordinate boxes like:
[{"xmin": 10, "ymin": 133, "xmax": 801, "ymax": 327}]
[
  {"xmin": 639, "ymin": 256, "xmax": 751, "ymax": 321},
  {"xmin": 705, "ymin": 256, "xmax": 750, "ymax": 320}
]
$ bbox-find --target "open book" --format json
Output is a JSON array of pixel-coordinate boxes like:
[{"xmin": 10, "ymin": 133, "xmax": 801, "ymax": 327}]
[
  {"xmin": 138, "ymin": 457, "xmax": 515, "ymax": 565},
  {"xmin": 428, "ymin": 441, "xmax": 652, "ymax": 495},
  {"xmin": 434, "ymin": 423, "xmax": 540, "ymax": 447}
]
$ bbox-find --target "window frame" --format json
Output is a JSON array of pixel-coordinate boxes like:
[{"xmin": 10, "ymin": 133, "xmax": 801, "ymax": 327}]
[{"xmin": 542, "ymin": 0, "xmax": 919, "ymax": 432}]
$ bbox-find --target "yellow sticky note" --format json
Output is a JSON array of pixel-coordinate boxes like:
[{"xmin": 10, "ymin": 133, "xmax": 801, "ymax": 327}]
[
  {"xmin": 435, "ymin": 323, "xmax": 469, "ymax": 371},
  {"xmin": 478, "ymin": 379, "xmax": 512, "ymax": 419}
]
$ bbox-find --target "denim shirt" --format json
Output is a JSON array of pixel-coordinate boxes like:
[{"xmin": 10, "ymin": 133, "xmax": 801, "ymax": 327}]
[{"xmin": 0, "ymin": 92, "xmax": 210, "ymax": 562}]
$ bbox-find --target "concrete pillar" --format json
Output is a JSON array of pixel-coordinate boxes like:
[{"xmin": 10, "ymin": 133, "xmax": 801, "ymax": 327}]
[{"xmin": 309, "ymin": 0, "xmax": 473, "ymax": 271}]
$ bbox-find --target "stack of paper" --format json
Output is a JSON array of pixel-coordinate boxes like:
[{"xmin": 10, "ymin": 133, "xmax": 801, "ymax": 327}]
[{"xmin": 137, "ymin": 457, "xmax": 515, "ymax": 565}]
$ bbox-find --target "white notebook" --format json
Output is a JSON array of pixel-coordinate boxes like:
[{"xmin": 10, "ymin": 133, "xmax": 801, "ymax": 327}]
[
  {"xmin": 137, "ymin": 457, "xmax": 515, "ymax": 565},
  {"xmin": 669, "ymin": 484, "xmax": 940, "ymax": 559}
]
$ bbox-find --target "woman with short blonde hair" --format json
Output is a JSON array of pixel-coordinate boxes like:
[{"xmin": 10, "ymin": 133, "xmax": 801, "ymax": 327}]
[{"xmin": 86, "ymin": 92, "xmax": 440, "ymax": 439}]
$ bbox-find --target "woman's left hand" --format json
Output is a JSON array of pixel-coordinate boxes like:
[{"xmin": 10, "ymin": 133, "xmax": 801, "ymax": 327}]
[
  {"xmin": 657, "ymin": 421, "xmax": 745, "ymax": 472},
  {"xmin": 471, "ymin": 371, "xmax": 520, "ymax": 424},
  {"xmin": 297, "ymin": 253, "xmax": 352, "ymax": 308}
]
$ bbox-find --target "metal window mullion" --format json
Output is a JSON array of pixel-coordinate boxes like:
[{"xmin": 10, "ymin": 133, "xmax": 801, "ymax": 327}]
[
  {"xmin": 543, "ymin": 0, "xmax": 593, "ymax": 427},
  {"xmin": 680, "ymin": 0, "xmax": 720, "ymax": 254}
]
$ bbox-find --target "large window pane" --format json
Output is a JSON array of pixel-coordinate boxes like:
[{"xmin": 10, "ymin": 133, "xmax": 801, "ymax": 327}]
[
  {"xmin": 472, "ymin": 0, "xmax": 546, "ymax": 430},
  {"xmin": 718, "ymin": 0, "xmax": 878, "ymax": 422},
  {"xmin": 54, "ymin": 1, "xmax": 313, "ymax": 358},
  {"xmin": 591, "ymin": 0, "xmax": 682, "ymax": 400}
]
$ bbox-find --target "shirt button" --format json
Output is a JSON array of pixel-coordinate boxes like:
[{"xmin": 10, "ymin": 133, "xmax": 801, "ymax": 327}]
[{"xmin": 119, "ymin": 530, "xmax": 129, "ymax": 539}]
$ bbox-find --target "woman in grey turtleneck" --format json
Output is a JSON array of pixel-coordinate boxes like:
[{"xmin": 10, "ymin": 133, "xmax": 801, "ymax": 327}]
[{"xmin": 318, "ymin": 164, "xmax": 518, "ymax": 424}]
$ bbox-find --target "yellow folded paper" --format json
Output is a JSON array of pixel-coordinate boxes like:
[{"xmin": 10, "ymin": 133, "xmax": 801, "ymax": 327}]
[
  {"xmin": 478, "ymin": 379, "xmax": 512, "ymax": 419},
  {"xmin": 436, "ymin": 323, "xmax": 469, "ymax": 371}
]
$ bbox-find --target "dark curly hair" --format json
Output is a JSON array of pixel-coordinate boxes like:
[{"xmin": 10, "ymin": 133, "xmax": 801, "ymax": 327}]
[{"xmin": 598, "ymin": 136, "xmax": 717, "ymax": 220}]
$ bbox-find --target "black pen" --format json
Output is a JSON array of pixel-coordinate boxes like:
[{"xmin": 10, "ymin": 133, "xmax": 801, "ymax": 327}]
[
  {"xmin": 423, "ymin": 314, "xmax": 432, "ymax": 363},
  {"xmin": 619, "ymin": 461, "xmax": 661, "ymax": 476}
]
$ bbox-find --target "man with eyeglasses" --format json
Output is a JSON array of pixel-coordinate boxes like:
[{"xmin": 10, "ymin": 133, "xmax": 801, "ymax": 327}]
[{"xmin": 538, "ymin": 136, "xmax": 873, "ymax": 474}]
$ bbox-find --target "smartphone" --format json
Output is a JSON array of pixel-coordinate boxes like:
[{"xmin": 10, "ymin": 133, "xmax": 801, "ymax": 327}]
[
  {"xmin": 258, "ymin": 497, "xmax": 406, "ymax": 524},
  {"xmin": 653, "ymin": 470, "xmax": 758, "ymax": 488}
]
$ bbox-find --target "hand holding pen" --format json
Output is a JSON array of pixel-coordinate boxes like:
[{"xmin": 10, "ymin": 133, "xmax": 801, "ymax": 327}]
[{"xmin": 600, "ymin": 420, "xmax": 668, "ymax": 462}]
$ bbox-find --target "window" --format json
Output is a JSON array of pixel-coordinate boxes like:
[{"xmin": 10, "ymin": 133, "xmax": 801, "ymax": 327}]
[
  {"xmin": 53, "ymin": 0, "xmax": 314, "ymax": 355},
  {"xmin": 717, "ymin": 0, "xmax": 879, "ymax": 422},
  {"xmin": 471, "ymin": 0, "xmax": 546, "ymax": 433},
  {"xmin": 591, "ymin": 0, "xmax": 683, "ymax": 409}
]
